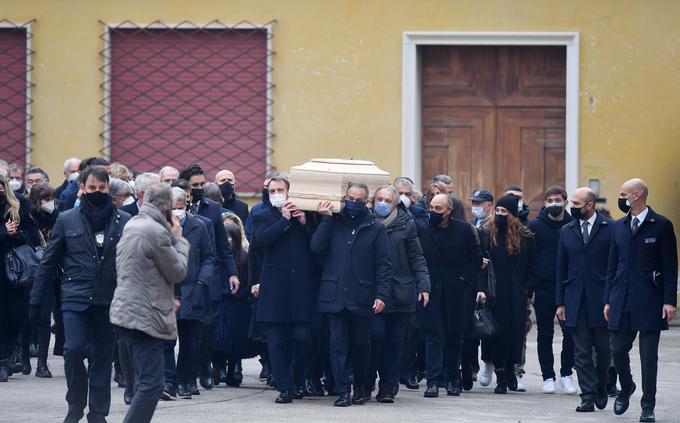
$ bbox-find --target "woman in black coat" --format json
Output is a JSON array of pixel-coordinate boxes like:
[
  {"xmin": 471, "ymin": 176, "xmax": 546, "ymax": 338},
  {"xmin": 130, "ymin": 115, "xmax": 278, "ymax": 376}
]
[
  {"xmin": 366, "ymin": 185, "xmax": 430, "ymax": 403},
  {"xmin": 479, "ymin": 194, "xmax": 538, "ymax": 394},
  {"xmin": 0, "ymin": 176, "xmax": 42, "ymax": 382},
  {"xmin": 27, "ymin": 183, "xmax": 59, "ymax": 378}
]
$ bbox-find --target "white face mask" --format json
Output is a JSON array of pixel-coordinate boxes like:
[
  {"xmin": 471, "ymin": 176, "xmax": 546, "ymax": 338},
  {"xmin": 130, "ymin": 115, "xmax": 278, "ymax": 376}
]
[
  {"xmin": 517, "ymin": 199, "xmax": 524, "ymax": 212},
  {"xmin": 471, "ymin": 206, "xmax": 486, "ymax": 219},
  {"xmin": 122, "ymin": 196, "xmax": 135, "ymax": 206},
  {"xmin": 270, "ymin": 193, "xmax": 287, "ymax": 208},
  {"xmin": 172, "ymin": 209, "xmax": 186, "ymax": 221},
  {"xmin": 67, "ymin": 172, "xmax": 79, "ymax": 182},
  {"xmin": 8, "ymin": 179, "xmax": 22, "ymax": 191},
  {"xmin": 41, "ymin": 200, "xmax": 56, "ymax": 214},
  {"xmin": 399, "ymin": 194, "xmax": 411, "ymax": 208}
]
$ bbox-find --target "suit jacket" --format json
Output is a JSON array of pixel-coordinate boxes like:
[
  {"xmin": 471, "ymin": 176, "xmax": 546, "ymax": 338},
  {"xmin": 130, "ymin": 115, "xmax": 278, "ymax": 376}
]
[
  {"xmin": 176, "ymin": 214, "xmax": 215, "ymax": 321},
  {"xmin": 252, "ymin": 206, "xmax": 319, "ymax": 322},
  {"xmin": 556, "ymin": 213, "xmax": 613, "ymax": 328},
  {"xmin": 604, "ymin": 207, "xmax": 678, "ymax": 331}
]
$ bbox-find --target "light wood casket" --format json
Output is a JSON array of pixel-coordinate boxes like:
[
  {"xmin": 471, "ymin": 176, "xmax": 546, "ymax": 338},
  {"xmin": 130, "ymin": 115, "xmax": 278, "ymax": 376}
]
[{"xmin": 288, "ymin": 158, "xmax": 391, "ymax": 212}]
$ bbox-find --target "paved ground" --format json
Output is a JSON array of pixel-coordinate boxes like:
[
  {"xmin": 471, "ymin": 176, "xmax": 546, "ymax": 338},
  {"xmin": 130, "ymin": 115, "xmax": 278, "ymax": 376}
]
[{"xmin": 1, "ymin": 323, "xmax": 679, "ymax": 423}]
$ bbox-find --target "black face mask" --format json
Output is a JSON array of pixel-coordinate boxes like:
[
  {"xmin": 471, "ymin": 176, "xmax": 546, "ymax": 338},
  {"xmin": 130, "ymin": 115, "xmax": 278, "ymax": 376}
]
[
  {"xmin": 84, "ymin": 191, "xmax": 110, "ymax": 208},
  {"xmin": 428, "ymin": 211, "xmax": 445, "ymax": 227},
  {"xmin": 545, "ymin": 204, "xmax": 564, "ymax": 217},
  {"xmin": 261, "ymin": 188, "xmax": 270, "ymax": 204},
  {"xmin": 220, "ymin": 182, "xmax": 234, "ymax": 200},
  {"xmin": 191, "ymin": 188, "xmax": 204, "ymax": 203},
  {"xmin": 570, "ymin": 207, "xmax": 583, "ymax": 221},
  {"xmin": 496, "ymin": 214, "xmax": 508, "ymax": 230},
  {"xmin": 618, "ymin": 196, "xmax": 632, "ymax": 214}
]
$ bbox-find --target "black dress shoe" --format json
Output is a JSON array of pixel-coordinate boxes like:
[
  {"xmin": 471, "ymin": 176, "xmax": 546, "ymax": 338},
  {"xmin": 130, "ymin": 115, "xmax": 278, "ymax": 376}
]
[
  {"xmin": 275, "ymin": 390, "xmax": 293, "ymax": 404},
  {"xmin": 86, "ymin": 413, "xmax": 107, "ymax": 423},
  {"xmin": 494, "ymin": 371, "xmax": 507, "ymax": 395},
  {"xmin": 188, "ymin": 382, "xmax": 200, "ymax": 396},
  {"xmin": 123, "ymin": 391, "xmax": 133, "ymax": 405},
  {"xmin": 639, "ymin": 408, "xmax": 655, "ymax": 422},
  {"xmin": 376, "ymin": 388, "xmax": 395, "ymax": 403},
  {"xmin": 576, "ymin": 400, "xmax": 595, "ymax": 412},
  {"xmin": 259, "ymin": 359, "xmax": 270, "ymax": 380},
  {"xmin": 233, "ymin": 361, "xmax": 244, "ymax": 382},
  {"xmin": 305, "ymin": 378, "xmax": 326, "ymax": 396},
  {"xmin": 401, "ymin": 375, "xmax": 419, "ymax": 390},
  {"xmin": 35, "ymin": 359, "xmax": 52, "ymax": 378},
  {"xmin": 334, "ymin": 392, "xmax": 352, "ymax": 407},
  {"xmin": 199, "ymin": 375, "xmax": 213, "ymax": 390},
  {"xmin": 21, "ymin": 356, "xmax": 31, "ymax": 375},
  {"xmin": 614, "ymin": 382, "xmax": 636, "ymax": 415},
  {"xmin": 424, "ymin": 381, "xmax": 439, "ymax": 398},
  {"xmin": 446, "ymin": 380, "xmax": 461, "ymax": 396},
  {"xmin": 505, "ymin": 370, "xmax": 518, "ymax": 391},
  {"xmin": 177, "ymin": 384, "xmax": 192, "ymax": 399},
  {"xmin": 352, "ymin": 386, "xmax": 367, "ymax": 405},
  {"xmin": 292, "ymin": 385, "xmax": 305, "ymax": 400},
  {"xmin": 63, "ymin": 410, "xmax": 84, "ymax": 423},
  {"xmin": 595, "ymin": 388, "xmax": 608, "ymax": 410}
]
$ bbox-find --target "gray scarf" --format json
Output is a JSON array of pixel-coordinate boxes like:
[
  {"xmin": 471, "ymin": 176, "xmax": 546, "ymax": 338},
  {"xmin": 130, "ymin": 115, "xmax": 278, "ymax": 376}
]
[{"xmin": 377, "ymin": 205, "xmax": 399, "ymax": 228}]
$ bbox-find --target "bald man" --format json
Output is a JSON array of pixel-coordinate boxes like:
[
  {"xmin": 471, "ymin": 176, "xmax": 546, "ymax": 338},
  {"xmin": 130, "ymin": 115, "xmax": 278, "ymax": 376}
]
[
  {"xmin": 556, "ymin": 187, "xmax": 614, "ymax": 412},
  {"xmin": 604, "ymin": 178, "xmax": 677, "ymax": 422},
  {"xmin": 215, "ymin": 169, "xmax": 249, "ymax": 223}
]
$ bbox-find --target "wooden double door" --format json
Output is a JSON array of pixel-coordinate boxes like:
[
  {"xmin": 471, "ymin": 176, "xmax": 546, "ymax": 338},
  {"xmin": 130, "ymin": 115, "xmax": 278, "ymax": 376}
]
[{"xmin": 421, "ymin": 45, "xmax": 566, "ymax": 217}]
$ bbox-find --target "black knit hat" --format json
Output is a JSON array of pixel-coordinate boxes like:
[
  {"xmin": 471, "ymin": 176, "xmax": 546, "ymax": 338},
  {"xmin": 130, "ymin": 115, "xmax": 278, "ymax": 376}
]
[{"xmin": 496, "ymin": 194, "xmax": 520, "ymax": 217}]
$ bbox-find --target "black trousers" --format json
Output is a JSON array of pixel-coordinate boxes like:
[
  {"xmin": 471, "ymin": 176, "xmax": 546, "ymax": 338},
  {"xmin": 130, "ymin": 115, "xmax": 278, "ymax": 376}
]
[
  {"xmin": 62, "ymin": 306, "xmax": 115, "ymax": 418},
  {"xmin": 610, "ymin": 312, "xmax": 661, "ymax": 410},
  {"xmin": 117, "ymin": 327, "xmax": 164, "ymax": 423},
  {"xmin": 422, "ymin": 289, "xmax": 463, "ymax": 383},
  {"xmin": 327, "ymin": 310, "xmax": 371, "ymax": 393},
  {"xmin": 164, "ymin": 319, "xmax": 200, "ymax": 386},
  {"xmin": 196, "ymin": 300, "xmax": 220, "ymax": 380},
  {"xmin": 534, "ymin": 289, "xmax": 575, "ymax": 380},
  {"xmin": 367, "ymin": 312, "xmax": 409, "ymax": 389},
  {"xmin": 264, "ymin": 322, "xmax": 311, "ymax": 392},
  {"xmin": 0, "ymin": 283, "xmax": 28, "ymax": 361},
  {"xmin": 570, "ymin": 310, "xmax": 610, "ymax": 401},
  {"xmin": 400, "ymin": 312, "xmax": 426, "ymax": 380}
]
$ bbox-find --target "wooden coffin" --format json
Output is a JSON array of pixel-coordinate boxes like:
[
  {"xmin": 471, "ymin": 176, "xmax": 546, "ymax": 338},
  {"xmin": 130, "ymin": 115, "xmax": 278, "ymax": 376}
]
[{"xmin": 288, "ymin": 158, "xmax": 391, "ymax": 212}]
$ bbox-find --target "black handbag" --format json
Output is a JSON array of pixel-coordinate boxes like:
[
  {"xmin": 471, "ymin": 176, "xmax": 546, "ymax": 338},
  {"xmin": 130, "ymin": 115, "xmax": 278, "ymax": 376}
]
[
  {"xmin": 4, "ymin": 243, "xmax": 44, "ymax": 288},
  {"xmin": 471, "ymin": 301, "xmax": 499, "ymax": 340}
]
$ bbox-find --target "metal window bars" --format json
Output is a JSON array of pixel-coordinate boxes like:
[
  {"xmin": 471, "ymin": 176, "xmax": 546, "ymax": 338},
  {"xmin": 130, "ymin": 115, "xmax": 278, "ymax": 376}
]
[
  {"xmin": 0, "ymin": 19, "xmax": 35, "ymax": 169},
  {"xmin": 99, "ymin": 19, "xmax": 276, "ymax": 194}
]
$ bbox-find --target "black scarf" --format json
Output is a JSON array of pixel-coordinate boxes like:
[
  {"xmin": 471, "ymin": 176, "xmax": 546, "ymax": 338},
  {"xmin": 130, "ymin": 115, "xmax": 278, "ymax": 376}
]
[{"xmin": 80, "ymin": 195, "xmax": 114, "ymax": 234}]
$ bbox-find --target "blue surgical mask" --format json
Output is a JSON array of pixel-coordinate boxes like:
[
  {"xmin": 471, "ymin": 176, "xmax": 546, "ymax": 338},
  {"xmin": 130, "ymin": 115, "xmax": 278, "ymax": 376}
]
[
  {"xmin": 374, "ymin": 201, "xmax": 392, "ymax": 217},
  {"xmin": 343, "ymin": 200, "xmax": 367, "ymax": 219},
  {"xmin": 471, "ymin": 206, "xmax": 485, "ymax": 219}
]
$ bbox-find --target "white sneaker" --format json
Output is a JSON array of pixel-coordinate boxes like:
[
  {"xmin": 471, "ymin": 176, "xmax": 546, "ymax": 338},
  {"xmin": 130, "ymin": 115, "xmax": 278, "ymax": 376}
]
[
  {"xmin": 542, "ymin": 378, "xmax": 556, "ymax": 394},
  {"xmin": 560, "ymin": 375, "xmax": 577, "ymax": 395},
  {"xmin": 516, "ymin": 375, "xmax": 526, "ymax": 392},
  {"xmin": 479, "ymin": 362, "xmax": 494, "ymax": 386}
]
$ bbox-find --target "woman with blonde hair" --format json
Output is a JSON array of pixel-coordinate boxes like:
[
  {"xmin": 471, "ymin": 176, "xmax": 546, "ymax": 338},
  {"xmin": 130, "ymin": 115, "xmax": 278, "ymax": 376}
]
[
  {"xmin": 0, "ymin": 176, "xmax": 42, "ymax": 381},
  {"xmin": 222, "ymin": 211, "xmax": 249, "ymax": 252},
  {"xmin": 479, "ymin": 194, "xmax": 538, "ymax": 394}
]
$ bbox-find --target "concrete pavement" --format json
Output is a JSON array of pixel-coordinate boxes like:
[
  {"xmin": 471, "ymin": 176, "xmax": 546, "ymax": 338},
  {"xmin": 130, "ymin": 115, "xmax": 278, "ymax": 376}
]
[{"xmin": 1, "ymin": 324, "xmax": 679, "ymax": 423}]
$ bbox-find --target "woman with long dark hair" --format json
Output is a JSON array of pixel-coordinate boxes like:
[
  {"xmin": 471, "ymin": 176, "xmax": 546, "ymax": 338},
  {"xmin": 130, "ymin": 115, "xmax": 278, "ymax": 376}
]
[
  {"xmin": 214, "ymin": 219, "xmax": 255, "ymax": 387},
  {"xmin": 27, "ymin": 183, "xmax": 59, "ymax": 378},
  {"xmin": 480, "ymin": 194, "xmax": 538, "ymax": 394},
  {"xmin": 0, "ymin": 175, "xmax": 42, "ymax": 382}
]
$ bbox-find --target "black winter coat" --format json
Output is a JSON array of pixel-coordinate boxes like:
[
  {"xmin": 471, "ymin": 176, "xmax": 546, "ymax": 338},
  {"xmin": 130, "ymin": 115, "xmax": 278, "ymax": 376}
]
[
  {"xmin": 604, "ymin": 207, "xmax": 678, "ymax": 331},
  {"xmin": 1, "ymin": 197, "xmax": 43, "ymax": 283},
  {"xmin": 527, "ymin": 208, "xmax": 573, "ymax": 294},
  {"xmin": 176, "ymin": 214, "xmax": 215, "ymax": 321},
  {"xmin": 556, "ymin": 212, "xmax": 612, "ymax": 328},
  {"xmin": 382, "ymin": 208, "xmax": 430, "ymax": 313},
  {"xmin": 253, "ymin": 206, "xmax": 319, "ymax": 322},
  {"xmin": 30, "ymin": 207, "xmax": 131, "ymax": 306},
  {"xmin": 311, "ymin": 211, "xmax": 391, "ymax": 317},
  {"xmin": 418, "ymin": 218, "xmax": 482, "ymax": 331}
]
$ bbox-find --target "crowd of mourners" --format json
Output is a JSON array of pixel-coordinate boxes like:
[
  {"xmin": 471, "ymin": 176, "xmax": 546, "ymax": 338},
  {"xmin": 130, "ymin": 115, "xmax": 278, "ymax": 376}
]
[{"xmin": 0, "ymin": 156, "xmax": 676, "ymax": 423}]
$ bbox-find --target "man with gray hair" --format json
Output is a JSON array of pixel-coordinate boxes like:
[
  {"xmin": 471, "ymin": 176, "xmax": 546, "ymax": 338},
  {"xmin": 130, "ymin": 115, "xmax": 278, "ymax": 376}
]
[
  {"xmin": 122, "ymin": 173, "xmax": 161, "ymax": 217},
  {"xmin": 393, "ymin": 176, "xmax": 428, "ymax": 226},
  {"xmin": 159, "ymin": 166, "xmax": 179, "ymax": 185},
  {"xmin": 56, "ymin": 157, "xmax": 81, "ymax": 200}
]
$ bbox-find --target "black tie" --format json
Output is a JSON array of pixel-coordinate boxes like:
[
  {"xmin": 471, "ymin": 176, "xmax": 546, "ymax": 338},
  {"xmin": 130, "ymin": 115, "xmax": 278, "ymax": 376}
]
[
  {"xmin": 632, "ymin": 217, "xmax": 640, "ymax": 234},
  {"xmin": 581, "ymin": 221, "xmax": 589, "ymax": 244}
]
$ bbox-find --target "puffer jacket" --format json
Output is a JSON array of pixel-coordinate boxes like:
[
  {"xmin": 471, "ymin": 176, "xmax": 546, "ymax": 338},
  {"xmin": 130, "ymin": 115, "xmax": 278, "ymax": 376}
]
[{"xmin": 110, "ymin": 202, "xmax": 190, "ymax": 340}]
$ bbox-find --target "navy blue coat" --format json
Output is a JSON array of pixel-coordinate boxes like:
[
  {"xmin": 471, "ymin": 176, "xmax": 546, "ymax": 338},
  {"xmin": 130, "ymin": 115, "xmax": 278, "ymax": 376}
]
[
  {"xmin": 196, "ymin": 198, "xmax": 238, "ymax": 300},
  {"xmin": 176, "ymin": 214, "xmax": 215, "ymax": 321},
  {"xmin": 252, "ymin": 206, "xmax": 319, "ymax": 323},
  {"xmin": 30, "ymin": 207, "xmax": 131, "ymax": 306},
  {"xmin": 311, "ymin": 211, "xmax": 391, "ymax": 317},
  {"xmin": 605, "ymin": 207, "xmax": 678, "ymax": 331},
  {"xmin": 556, "ymin": 213, "xmax": 613, "ymax": 328},
  {"xmin": 121, "ymin": 201, "xmax": 140, "ymax": 217}
]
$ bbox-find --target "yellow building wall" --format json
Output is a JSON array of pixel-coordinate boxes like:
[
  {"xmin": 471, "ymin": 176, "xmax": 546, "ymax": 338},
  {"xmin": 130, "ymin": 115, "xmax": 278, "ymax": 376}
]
[{"xmin": 2, "ymin": 0, "xmax": 680, "ymax": 232}]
